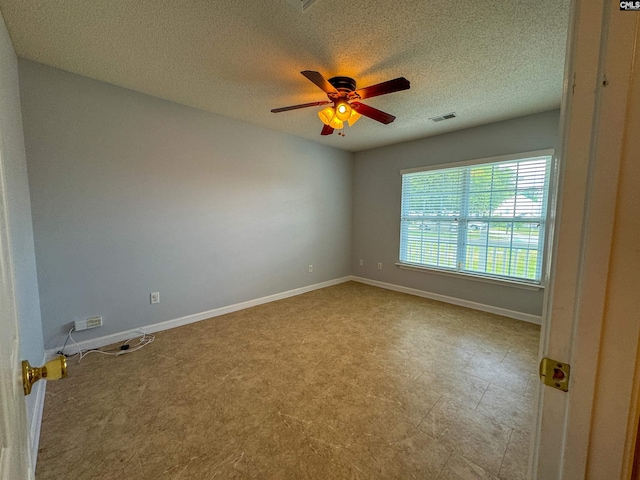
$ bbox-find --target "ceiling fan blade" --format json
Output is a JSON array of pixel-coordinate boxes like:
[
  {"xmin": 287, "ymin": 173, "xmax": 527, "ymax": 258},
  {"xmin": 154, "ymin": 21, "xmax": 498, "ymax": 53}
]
[
  {"xmin": 351, "ymin": 102, "xmax": 396, "ymax": 124},
  {"xmin": 321, "ymin": 124, "xmax": 334, "ymax": 135},
  {"xmin": 271, "ymin": 100, "xmax": 331, "ymax": 113},
  {"xmin": 354, "ymin": 77, "xmax": 410, "ymax": 100},
  {"xmin": 301, "ymin": 71, "xmax": 339, "ymax": 94}
]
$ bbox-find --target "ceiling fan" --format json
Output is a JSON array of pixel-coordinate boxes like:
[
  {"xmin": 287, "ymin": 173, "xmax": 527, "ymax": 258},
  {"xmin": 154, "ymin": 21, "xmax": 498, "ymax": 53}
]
[{"xmin": 271, "ymin": 71, "xmax": 410, "ymax": 136}]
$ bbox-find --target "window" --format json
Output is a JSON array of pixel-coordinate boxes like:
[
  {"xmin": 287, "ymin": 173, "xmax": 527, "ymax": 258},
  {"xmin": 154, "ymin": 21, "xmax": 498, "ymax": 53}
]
[{"xmin": 399, "ymin": 150, "xmax": 554, "ymax": 283}]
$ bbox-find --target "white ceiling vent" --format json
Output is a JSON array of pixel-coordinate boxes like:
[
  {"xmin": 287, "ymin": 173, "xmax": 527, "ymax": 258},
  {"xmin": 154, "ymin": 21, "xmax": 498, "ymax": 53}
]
[
  {"xmin": 430, "ymin": 112, "xmax": 458, "ymax": 122},
  {"xmin": 286, "ymin": 0, "xmax": 317, "ymax": 12}
]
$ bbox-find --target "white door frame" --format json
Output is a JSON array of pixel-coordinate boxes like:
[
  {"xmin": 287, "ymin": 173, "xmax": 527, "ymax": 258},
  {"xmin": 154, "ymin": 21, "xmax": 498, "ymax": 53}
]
[{"xmin": 533, "ymin": 1, "xmax": 640, "ymax": 478}]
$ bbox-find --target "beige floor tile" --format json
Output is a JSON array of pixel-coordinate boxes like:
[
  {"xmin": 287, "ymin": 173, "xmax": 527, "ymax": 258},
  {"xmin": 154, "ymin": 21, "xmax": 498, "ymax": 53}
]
[
  {"xmin": 420, "ymin": 397, "xmax": 512, "ymax": 475},
  {"xmin": 36, "ymin": 282, "xmax": 539, "ymax": 479},
  {"xmin": 499, "ymin": 429, "xmax": 532, "ymax": 480},
  {"xmin": 463, "ymin": 353, "xmax": 531, "ymax": 395},
  {"xmin": 354, "ymin": 418, "xmax": 452, "ymax": 479},
  {"xmin": 411, "ymin": 336, "xmax": 476, "ymax": 371},
  {"xmin": 503, "ymin": 347, "xmax": 539, "ymax": 374},
  {"xmin": 438, "ymin": 452, "xmax": 501, "ymax": 480},
  {"xmin": 390, "ymin": 381, "xmax": 442, "ymax": 426},
  {"xmin": 525, "ymin": 372, "xmax": 540, "ymax": 398},
  {"xmin": 413, "ymin": 324, "xmax": 508, "ymax": 359},
  {"xmin": 416, "ymin": 366, "xmax": 490, "ymax": 410},
  {"xmin": 476, "ymin": 383, "xmax": 535, "ymax": 433}
]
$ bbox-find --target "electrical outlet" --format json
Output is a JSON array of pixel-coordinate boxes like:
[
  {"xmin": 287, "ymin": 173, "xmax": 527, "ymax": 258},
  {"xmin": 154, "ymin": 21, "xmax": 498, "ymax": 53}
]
[
  {"xmin": 377, "ymin": 262, "xmax": 383, "ymax": 270},
  {"xmin": 308, "ymin": 265, "xmax": 313, "ymax": 273},
  {"xmin": 359, "ymin": 259, "xmax": 363, "ymax": 266},
  {"xmin": 74, "ymin": 316, "xmax": 103, "ymax": 331},
  {"xmin": 150, "ymin": 292, "xmax": 160, "ymax": 304}
]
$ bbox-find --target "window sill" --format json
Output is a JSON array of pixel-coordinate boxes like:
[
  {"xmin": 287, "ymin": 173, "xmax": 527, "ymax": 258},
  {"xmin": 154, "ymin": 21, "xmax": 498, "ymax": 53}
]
[{"xmin": 395, "ymin": 262, "xmax": 545, "ymax": 291}]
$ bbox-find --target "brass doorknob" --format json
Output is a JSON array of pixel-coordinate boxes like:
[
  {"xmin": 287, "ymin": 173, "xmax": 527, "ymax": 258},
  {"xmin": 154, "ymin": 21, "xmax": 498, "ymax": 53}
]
[{"xmin": 22, "ymin": 356, "xmax": 67, "ymax": 396}]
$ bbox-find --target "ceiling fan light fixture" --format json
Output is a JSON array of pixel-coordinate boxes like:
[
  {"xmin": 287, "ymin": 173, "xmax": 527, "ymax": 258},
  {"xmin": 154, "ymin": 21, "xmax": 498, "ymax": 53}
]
[
  {"xmin": 272, "ymin": 71, "xmax": 411, "ymax": 136},
  {"xmin": 329, "ymin": 116, "xmax": 343, "ymax": 129},
  {"xmin": 347, "ymin": 110, "xmax": 361, "ymax": 126},
  {"xmin": 334, "ymin": 101, "xmax": 351, "ymax": 121},
  {"xmin": 318, "ymin": 107, "xmax": 335, "ymax": 125}
]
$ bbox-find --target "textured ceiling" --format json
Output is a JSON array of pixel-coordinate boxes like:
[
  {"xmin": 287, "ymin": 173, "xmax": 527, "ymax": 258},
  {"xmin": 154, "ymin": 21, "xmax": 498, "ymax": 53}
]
[{"xmin": 0, "ymin": 0, "xmax": 570, "ymax": 152}]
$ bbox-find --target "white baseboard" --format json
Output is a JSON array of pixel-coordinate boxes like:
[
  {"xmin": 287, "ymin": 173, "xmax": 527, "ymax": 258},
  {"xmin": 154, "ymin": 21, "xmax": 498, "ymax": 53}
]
[
  {"xmin": 28, "ymin": 353, "xmax": 47, "ymax": 472},
  {"xmin": 350, "ymin": 276, "xmax": 542, "ymax": 325},
  {"xmin": 46, "ymin": 273, "xmax": 540, "ymax": 358},
  {"xmin": 47, "ymin": 276, "xmax": 352, "ymax": 357}
]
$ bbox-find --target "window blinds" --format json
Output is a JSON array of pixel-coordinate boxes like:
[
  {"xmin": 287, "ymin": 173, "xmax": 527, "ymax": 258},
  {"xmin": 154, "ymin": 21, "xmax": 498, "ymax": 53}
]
[{"xmin": 400, "ymin": 153, "xmax": 552, "ymax": 283}]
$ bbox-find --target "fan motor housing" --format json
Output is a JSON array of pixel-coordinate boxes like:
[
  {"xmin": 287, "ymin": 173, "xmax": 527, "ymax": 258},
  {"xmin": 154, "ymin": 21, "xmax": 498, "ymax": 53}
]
[{"xmin": 328, "ymin": 76, "xmax": 356, "ymax": 92}]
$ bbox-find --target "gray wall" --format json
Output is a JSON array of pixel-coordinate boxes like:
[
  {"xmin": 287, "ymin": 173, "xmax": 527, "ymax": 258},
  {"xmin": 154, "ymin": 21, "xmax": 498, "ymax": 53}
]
[
  {"xmin": 0, "ymin": 13, "xmax": 44, "ymax": 428},
  {"xmin": 19, "ymin": 55, "xmax": 559, "ymax": 349},
  {"xmin": 19, "ymin": 60, "xmax": 353, "ymax": 349},
  {"xmin": 352, "ymin": 110, "xmax": 560, "ymax": 316}
]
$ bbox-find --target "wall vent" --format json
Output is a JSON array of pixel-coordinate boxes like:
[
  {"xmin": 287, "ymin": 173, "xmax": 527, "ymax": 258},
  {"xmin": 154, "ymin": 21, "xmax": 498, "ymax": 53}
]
[
  {"xmin": 430, "ymin": 112, "xmax": 457, "ymax": 122},
  {"xmin": 286, "ymin": 0, "xmax": 317, "ymax": 12}
]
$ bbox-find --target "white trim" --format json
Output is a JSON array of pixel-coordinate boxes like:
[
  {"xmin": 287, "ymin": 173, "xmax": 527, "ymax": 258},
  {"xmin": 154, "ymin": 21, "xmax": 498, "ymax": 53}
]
[
  {"xmin": 28, "ymin": 370, "xmax": 46, "ymax": 472},
  {"xmin": 351, "ymin": 276, "xmax": 542, "ymax": 325},
  {"xmin": 395, "ymin": 262, "xmax": 544, "ymax": 291},
  {"xmin": 399, "ymin": 148, "xmax": 555, "ymax": 174},
  {"xmin": 47, "ymin": 276, "xmax": 352, "ymax": 357},
  {"xmin": 532, "ymin": 2, "xmax": 640, "ymax": 479}
]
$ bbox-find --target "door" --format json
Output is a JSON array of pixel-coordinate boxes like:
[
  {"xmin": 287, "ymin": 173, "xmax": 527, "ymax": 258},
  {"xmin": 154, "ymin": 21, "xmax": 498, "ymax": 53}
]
[
  {"xmin": 0, "ymin": 149, "xmax": 32, "ymax": 476},
  {"xmin": 532, "ymin": 1, "xmax": 640, "ymax": 478}
]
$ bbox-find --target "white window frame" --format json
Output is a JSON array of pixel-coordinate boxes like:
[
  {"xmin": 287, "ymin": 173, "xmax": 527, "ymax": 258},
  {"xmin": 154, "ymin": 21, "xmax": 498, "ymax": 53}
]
[{"xmin": 398, "ymin": 149, "xmax": 556, "ymax": 286}]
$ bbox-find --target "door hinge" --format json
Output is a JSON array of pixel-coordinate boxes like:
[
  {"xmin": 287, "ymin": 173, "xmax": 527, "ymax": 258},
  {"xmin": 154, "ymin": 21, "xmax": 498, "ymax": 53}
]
[{"xmin": 539, "ymin": 357, "xmax": 570, "ymax": 392}]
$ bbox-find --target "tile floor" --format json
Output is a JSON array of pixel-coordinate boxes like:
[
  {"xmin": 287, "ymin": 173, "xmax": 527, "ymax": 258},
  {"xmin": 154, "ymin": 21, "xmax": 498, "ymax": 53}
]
[{"xmin": 36, "ymin": 282, "xmax": 540, "ymax": 479}]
